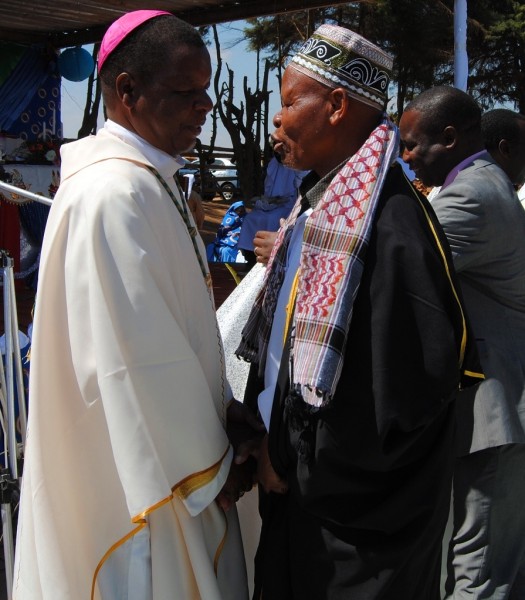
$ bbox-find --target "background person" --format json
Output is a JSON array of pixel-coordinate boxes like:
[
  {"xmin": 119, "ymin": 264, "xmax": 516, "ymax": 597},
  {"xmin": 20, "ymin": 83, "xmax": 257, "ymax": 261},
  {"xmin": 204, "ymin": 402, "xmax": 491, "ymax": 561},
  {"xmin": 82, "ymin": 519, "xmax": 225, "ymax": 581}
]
[
  {"xmin": 238, "ymin": 153, "xmax": 307, "ymax": 266},
  {"xmin": 13, "ymin": 11, "xmax": 258, "ymax": 600},
  {"xmin": 425, "ymin": 107, "xmax": 525, "ymax": 204},
  {"xmin": 263, "ymin": 152, "xmax": 305, "ymax": 202},
  {"xmin": 206, "ymin": 200, "xmax": 247, "ymax": 263},
  {"xmin": 481, "ymin": 107, "xmax": 525, "ymax": 192},
  {"xmin": 400, "ymin": 86, "xmax": 525, "ymax": 600},
  {"xmin": 237, "ymin": 25, "xmax": 482, "ymax": 600},
  {"xmin": 252, "ymin": 229, "xmax": 278, "ymax": 264},
  {"xmin": 177, "ymin": 171, "xmax": 206, "ymax": 228}
]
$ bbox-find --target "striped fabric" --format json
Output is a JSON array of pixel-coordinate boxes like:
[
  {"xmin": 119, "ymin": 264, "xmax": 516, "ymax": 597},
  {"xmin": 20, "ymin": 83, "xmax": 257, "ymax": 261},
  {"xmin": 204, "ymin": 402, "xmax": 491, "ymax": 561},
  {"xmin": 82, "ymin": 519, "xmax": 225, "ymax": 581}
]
[{"xmin": 237, "ymin": 117, "xmax": 399, "ymax": 409}]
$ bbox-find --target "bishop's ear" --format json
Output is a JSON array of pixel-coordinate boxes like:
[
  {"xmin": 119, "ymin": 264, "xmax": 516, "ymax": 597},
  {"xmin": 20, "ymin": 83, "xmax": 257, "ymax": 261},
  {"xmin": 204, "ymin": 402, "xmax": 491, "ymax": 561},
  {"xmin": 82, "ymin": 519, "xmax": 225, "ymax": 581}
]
[{"xmin": 115, "ymin": 72, "xmax": 136, "ymax": 107}]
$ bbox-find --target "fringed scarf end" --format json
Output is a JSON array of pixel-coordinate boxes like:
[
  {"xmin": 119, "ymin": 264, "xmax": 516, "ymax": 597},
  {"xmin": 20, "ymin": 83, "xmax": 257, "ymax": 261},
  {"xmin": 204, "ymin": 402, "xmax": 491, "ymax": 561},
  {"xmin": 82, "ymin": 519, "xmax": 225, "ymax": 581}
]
[{"xmin": 284, "ymin": 386, "xmax": 332, "ymax": 464}]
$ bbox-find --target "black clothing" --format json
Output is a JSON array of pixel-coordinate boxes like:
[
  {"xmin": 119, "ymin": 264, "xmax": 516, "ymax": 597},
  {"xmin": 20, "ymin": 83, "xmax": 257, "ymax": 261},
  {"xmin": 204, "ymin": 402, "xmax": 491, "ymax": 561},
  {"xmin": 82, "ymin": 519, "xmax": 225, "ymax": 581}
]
[{"xmin": 246, "ymin": 164, "xmax": 481, "ymax": 599}]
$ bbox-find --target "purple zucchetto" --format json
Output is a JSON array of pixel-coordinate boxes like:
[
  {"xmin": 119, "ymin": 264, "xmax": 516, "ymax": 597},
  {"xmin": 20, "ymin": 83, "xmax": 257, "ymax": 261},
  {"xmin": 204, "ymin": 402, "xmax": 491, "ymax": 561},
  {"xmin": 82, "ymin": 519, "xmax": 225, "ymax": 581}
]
[
  {"xmin": 290, "ymin": 24, "xmax": 393, "ymax": 111},
  {"xmin": 98, "ymin": 10, "xmax": 172, "ymax": 72}
]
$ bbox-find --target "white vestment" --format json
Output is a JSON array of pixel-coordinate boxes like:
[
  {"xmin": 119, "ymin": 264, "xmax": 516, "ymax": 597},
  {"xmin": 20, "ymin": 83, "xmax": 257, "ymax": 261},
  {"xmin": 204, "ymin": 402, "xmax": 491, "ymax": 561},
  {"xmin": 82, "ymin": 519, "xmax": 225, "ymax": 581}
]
[
  {"xmin": 216, "ymin": 264, "xmax": 266, "ymax": 596},
  {"xmin": 13, "ymin": 124, "xmax": 248, "ymax": 599}
]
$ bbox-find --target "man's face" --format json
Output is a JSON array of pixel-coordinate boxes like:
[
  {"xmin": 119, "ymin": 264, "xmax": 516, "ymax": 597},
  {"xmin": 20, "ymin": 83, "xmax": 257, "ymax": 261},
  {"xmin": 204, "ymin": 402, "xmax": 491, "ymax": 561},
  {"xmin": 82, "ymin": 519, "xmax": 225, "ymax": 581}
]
[
  {"xmin": 271, "ymin": 66, "xmax": 332, "ymax": 174},
  {"xmin": 399, "ymin": 109, "xmax": 451, "ymax": 187},
  {"xmin": 130, "ymin": 45, "xmax": 213, "ymax": 156}
]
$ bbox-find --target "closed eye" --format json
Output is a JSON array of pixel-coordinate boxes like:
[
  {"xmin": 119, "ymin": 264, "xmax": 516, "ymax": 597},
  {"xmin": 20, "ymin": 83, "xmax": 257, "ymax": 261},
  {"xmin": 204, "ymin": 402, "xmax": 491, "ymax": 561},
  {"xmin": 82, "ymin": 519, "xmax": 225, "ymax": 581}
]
[{"xmin": 172, "ymin": 86, "xmax": 209, "ymax": 98}]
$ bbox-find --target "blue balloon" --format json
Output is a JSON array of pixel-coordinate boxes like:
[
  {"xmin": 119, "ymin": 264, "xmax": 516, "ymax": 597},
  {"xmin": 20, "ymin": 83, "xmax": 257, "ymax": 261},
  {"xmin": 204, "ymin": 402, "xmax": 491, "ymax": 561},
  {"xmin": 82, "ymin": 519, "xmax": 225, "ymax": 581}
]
[{"xmin": 58, "ymin": 47, "xmax": 94, "ymax": 82}]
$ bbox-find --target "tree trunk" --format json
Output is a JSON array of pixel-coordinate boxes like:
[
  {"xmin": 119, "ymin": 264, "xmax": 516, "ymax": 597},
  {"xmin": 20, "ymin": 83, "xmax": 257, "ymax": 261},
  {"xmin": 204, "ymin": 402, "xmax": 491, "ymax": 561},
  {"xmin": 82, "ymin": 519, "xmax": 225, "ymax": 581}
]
[
  {"xmin": 212, "ymin": 24, "xmax": 270, "ymax": 201},
  {"xmin": 77, "ymin": 43, "xmax": 101, "ymax": 139}
]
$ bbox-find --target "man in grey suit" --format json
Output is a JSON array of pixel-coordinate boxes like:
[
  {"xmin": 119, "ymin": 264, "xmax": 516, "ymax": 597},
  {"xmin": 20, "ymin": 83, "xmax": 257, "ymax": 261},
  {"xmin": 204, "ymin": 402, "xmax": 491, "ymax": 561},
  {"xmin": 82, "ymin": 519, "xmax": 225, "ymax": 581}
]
[{"xmin": 400, "ymin": 86, "xmax": 525, "ymax": 600}]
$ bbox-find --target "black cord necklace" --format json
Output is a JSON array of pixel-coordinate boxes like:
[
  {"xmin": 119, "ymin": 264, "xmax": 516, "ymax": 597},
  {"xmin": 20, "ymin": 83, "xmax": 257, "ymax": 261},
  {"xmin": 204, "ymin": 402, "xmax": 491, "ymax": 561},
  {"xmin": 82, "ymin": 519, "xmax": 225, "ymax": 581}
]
[{"xmin": 145, "ymin": 165, "xmax": 212, "ymax": 291}]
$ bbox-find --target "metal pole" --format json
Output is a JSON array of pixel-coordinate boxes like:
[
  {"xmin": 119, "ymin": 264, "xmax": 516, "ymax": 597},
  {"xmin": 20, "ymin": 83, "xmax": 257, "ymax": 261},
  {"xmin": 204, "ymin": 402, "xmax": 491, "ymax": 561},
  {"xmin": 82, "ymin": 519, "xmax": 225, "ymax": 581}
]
[
  {"xmin": 0, "ymin": 180, "xmax": 52, "ymax": 207},
  {"xmin": 454, "ymin": 0, "xmax": 469, "ymax": 91},
  {"xmin": 3, "ymin": 252, "xmax": 20, "ymax": 479},
  {"xmin": 0, "ymin": 355, "xmax": 12, "ymax": 599},
  {"xmin": 2, "ymin": 256, "xmax": 18, "ymax": 480},
  {"xmin": 8, "ymin": 263, "xmax": 26, "ymax": 446},
  {"xmin": 1, "ymin": 502, "xmax": 14, "ymax": 599},
  {"xmin": 1, "ymin": 251, "xmax": 26, "ymax": 598}
]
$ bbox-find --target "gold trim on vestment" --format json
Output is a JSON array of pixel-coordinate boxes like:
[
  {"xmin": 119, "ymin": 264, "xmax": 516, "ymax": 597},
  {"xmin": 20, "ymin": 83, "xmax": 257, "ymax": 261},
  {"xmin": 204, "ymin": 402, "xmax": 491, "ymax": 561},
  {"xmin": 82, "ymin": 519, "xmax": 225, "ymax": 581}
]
[
  {"xmin": 214, "ymin": 508, "xmax": 229, "ymax": 576},
  {"xmin": 91, "ymin": 495, "xmax": 172, "ymax": 600},
  {"xmin": 91, "ymin": 444, "xmax": 231, "ymax": 599},
  {"xmin": 174, "ymin": 444, "xmax": 230, "ymax": 500}
]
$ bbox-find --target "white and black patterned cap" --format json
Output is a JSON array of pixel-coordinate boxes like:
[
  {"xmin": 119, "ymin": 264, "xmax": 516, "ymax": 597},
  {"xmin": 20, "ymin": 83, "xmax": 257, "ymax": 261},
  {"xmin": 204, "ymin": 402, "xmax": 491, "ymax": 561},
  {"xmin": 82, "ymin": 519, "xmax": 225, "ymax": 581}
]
[{"xmin": 291, "ymin": 24, "xmax": 393, "ymax": 110}]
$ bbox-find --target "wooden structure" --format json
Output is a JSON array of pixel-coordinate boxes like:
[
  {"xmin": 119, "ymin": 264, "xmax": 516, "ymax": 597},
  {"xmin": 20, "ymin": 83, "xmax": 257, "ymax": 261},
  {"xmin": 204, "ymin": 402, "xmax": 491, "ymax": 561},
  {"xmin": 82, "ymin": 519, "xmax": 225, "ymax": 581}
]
[{"xmin": 0, "ymin": 0, "xmax": 348, "ymax": 47}]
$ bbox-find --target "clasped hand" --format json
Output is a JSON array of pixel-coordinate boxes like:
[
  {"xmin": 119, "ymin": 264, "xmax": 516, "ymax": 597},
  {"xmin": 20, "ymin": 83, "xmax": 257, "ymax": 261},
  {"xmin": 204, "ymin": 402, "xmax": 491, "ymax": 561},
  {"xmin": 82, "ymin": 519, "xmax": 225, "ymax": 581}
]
[{"xmin": 216, "ymin": 400, "xmax": 289, "ymax": 511}]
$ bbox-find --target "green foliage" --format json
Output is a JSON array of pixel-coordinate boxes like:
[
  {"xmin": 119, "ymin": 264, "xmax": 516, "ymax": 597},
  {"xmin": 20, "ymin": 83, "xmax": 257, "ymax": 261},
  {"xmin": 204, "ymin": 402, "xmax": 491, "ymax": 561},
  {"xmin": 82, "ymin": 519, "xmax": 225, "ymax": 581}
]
[
  {"xmin": 242, "ymin": 0, "xmax": 525, "ymax": 117},
  {"xmin": 464, "ymin": 0, "xmax": 525, "ymax": 112},
  {"xmin": 366, "ymin": 0, "xmax": 454, "ymax": 115},
  {"xmin": 243, "ymin": 4, "xmax": 363, "ymax": 71}
]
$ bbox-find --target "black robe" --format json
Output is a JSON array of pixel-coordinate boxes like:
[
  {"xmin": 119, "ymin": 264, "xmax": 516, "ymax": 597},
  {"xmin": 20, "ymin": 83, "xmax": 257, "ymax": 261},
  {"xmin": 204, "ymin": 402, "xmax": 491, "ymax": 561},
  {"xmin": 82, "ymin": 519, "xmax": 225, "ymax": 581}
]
[{"xmin": 245, "ymin": 164, "xmax": 482, "ymax": 600}]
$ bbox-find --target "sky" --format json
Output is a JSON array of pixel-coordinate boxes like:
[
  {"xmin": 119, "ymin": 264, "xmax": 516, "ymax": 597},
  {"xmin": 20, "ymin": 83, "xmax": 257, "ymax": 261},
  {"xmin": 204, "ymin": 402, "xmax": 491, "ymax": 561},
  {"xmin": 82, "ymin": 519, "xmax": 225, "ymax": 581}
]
[{"xmin": 59, "ymin": 20, "xmax": 282, "ymax": 148}]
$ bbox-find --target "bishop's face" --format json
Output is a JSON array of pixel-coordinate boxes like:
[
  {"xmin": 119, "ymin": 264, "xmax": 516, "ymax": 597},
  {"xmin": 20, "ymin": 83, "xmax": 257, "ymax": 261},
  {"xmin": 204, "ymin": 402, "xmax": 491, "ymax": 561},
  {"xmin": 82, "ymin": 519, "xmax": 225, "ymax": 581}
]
[{"xmin": 129, "ymin": 44, "xmax": 213, "ymax": 156}]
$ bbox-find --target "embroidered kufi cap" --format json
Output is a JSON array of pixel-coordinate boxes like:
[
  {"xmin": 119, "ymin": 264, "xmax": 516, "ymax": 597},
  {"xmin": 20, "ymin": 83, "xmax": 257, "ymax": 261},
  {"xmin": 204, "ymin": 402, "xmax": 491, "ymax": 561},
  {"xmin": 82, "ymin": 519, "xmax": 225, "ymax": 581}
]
[
  {"xmin": 98, "ymin": 9, "xmax": 172, "ymax": 72},
  {"xmin": 290, "ymin": 24, "xmax": 393, "ymax": 111}
]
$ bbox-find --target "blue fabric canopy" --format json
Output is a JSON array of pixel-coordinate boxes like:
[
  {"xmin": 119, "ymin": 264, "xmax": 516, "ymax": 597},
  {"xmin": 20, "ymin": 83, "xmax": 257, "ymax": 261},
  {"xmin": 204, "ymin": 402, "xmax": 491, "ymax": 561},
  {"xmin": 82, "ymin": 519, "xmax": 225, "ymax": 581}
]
[{"xmin": 0, "ymin": 44, "xmax": 56, "ymax": 132}]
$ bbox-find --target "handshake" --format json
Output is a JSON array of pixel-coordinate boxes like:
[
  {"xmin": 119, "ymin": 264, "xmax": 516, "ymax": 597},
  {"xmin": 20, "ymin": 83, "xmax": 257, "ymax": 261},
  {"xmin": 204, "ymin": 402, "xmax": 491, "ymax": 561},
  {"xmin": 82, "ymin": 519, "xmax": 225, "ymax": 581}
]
[{"xmin": 215, "ymin": 399, "xmax": 288, "ymax": 511}]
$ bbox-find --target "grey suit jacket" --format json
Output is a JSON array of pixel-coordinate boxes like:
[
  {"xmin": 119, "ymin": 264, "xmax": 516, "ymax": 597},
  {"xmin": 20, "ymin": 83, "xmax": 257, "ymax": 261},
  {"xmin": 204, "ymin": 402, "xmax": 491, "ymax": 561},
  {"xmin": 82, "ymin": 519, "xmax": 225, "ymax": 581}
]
[{"xmin": 432, "ymin": 152, "xmax": 525, "ymax": 455}]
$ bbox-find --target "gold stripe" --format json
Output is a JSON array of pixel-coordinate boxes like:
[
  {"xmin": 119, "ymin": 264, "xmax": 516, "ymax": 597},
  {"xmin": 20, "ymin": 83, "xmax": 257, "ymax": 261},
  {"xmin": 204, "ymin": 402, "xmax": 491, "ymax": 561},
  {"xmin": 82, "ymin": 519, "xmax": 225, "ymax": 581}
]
[
  {"xmin": 91, "ymin": 447, "xmax": 230, "ymax": 598},
  {"xmin": 284, "ymin": 269, "xmax": 300, "ymax": 345},
  {"xmin": 463, "ymin": 369, "xmax": 485, "ymax": 380},
  {"xmin": 225, "ymin": 262, "xmax": 242, "ymax": 286},
  {"xmin": 405, "ymin": 174, "xmax": 468, "ymax": 368},
  {"xmin": 174, "ymin": 445, "xmax": 230, "ymax": 500},
  {"xmin": 91, "ymin": 520, "xmax": 147, "ymax": 600},
  {"xmin": 91, "ymin": 495, "xmax": 173, "ymax": 600},
  {"xmin": 213, "ymin": 507, "xmax": 229, "ymax": 576}
]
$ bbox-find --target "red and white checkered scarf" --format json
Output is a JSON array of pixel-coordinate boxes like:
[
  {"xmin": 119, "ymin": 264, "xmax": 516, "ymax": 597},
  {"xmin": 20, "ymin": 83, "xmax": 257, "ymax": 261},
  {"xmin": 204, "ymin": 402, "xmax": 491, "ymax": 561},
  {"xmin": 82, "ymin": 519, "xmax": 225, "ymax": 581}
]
[{"xmin": 237, "ymin": 117, "xmax": 399, "ymax": 409}]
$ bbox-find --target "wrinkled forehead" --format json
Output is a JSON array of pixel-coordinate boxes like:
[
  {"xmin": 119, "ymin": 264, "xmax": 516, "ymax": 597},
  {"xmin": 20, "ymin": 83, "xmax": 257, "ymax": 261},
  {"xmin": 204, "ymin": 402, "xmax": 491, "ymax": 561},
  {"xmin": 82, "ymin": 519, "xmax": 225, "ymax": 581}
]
[{"xmin": 281, "ymin": 63, "xmax": 332, "ymax": 97}]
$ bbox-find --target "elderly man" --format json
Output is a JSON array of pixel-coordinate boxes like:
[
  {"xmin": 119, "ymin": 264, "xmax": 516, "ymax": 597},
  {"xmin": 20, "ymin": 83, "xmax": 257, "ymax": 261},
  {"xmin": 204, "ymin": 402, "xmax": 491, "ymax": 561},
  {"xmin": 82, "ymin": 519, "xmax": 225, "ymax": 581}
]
[
  {"xmin": 400, "ymin": 87, "xmax": 525, "ymax": 600},
  {"xmin": 236, "ymin": 25, "xmax": 482, "ymax": 599},
  {"xmin": 13, "ymin": 11, "xmax": 257, "ymax": 600}
]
